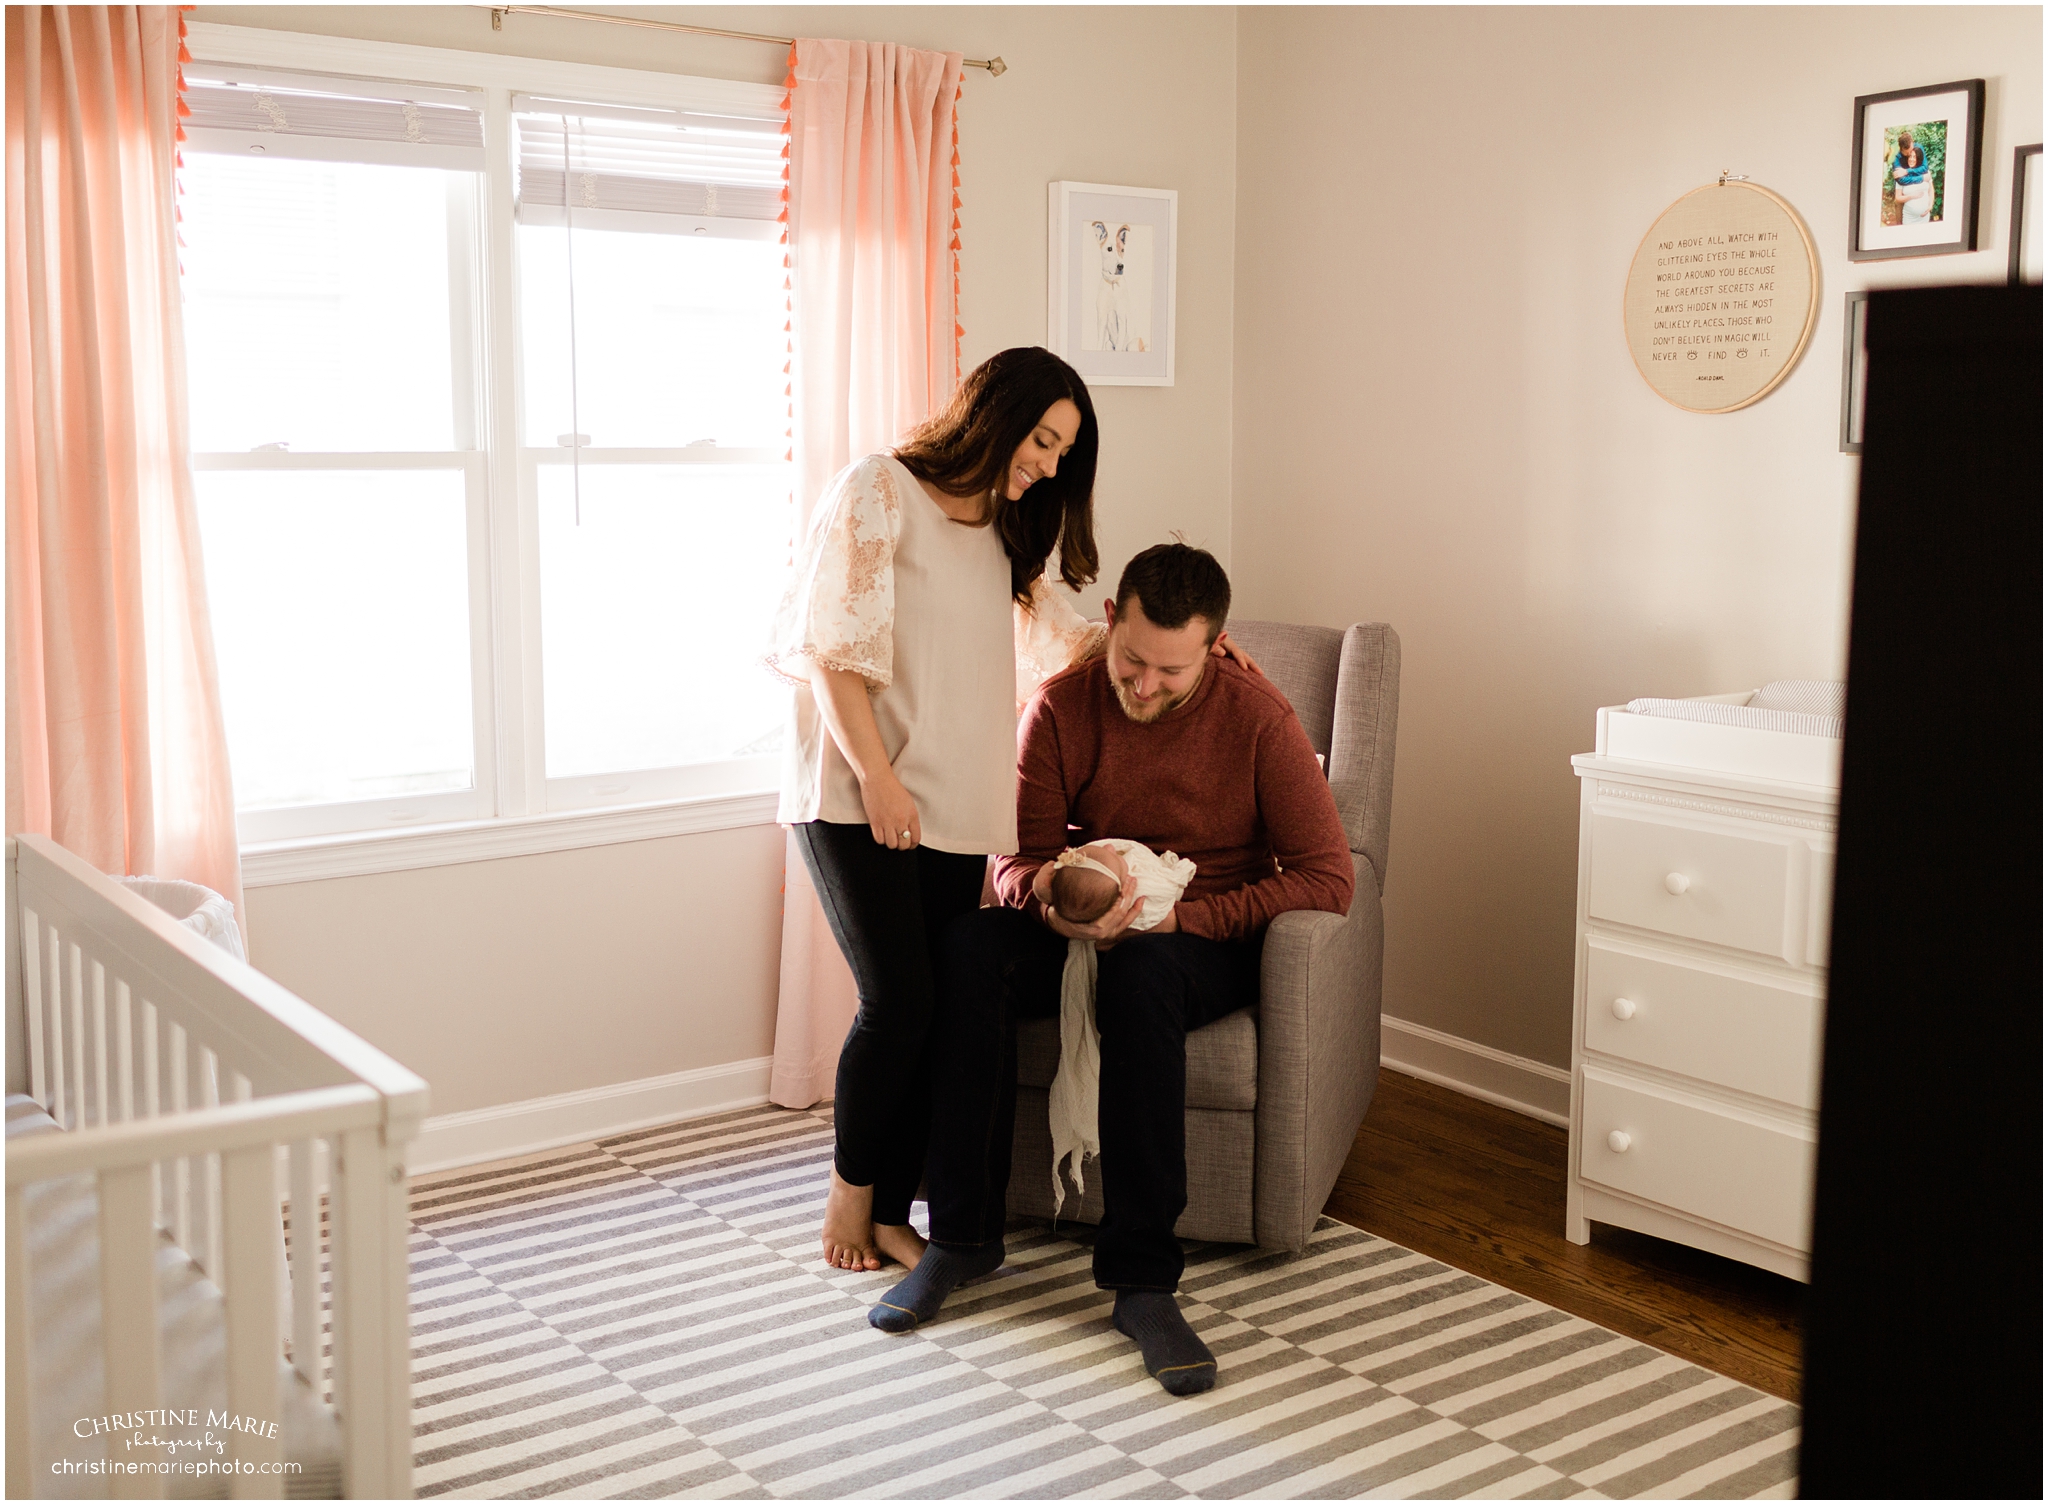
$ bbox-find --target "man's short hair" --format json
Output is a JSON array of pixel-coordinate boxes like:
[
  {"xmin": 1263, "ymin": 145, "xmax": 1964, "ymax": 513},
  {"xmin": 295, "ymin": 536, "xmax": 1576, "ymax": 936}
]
[{"xmin": 1113, "ymin": 542, "xmax": 1231, "ymax": 642}]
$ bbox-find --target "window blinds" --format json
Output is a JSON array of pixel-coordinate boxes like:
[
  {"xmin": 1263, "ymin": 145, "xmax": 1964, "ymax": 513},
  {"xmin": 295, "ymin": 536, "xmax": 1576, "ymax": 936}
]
[
  {"xmin": 513, "ymin": 96, "xmax": 784, "ymax": 234},
  {"xmin": 184, "ymin": 67, "xmax": 485, "ymax": 171}
]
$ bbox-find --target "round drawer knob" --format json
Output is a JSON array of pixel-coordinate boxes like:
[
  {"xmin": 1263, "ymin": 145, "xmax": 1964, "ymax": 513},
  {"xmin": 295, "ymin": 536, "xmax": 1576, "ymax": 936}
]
[
  {"xmin": 1663, "ymin": 872, "xmax": 1691, "ymax": 895},
  {"xmin": 1611, "ymin": 997, "xmax": 1637, "ymax": 1020},
  {"xmin": 1607, "ymin": 1130, "xmax": 1633, "ymax": 1154}
]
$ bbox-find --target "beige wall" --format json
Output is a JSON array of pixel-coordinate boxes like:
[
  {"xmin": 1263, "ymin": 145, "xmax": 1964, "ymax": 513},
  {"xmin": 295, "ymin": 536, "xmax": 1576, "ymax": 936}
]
[
  {"xmin": 1232, "ymin": 6, "xmax": 2041, "ymax": 1066},
  {"xmin": 246, "ymin": 827, "xmax": 785, "ymax": 1115},
  {"xmin": 197, "ymin": 6, "xmax": 1240, "ymax": 1116}
]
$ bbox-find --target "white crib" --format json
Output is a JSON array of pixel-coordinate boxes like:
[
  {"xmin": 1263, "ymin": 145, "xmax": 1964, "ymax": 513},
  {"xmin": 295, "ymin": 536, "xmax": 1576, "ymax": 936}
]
[{"xmin": 5, "ymin": 835, "xmax": 426, "ymax": 1498}]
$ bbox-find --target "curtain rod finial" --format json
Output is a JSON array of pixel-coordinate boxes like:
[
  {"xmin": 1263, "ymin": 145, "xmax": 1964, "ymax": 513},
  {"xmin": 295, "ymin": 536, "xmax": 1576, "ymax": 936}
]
[{"xmin": 986, "ymin": 56, "xmax": 1006, "ymax": 77}]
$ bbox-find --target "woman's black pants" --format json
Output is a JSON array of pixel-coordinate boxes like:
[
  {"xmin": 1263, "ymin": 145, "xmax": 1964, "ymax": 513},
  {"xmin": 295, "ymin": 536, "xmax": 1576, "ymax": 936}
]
[{"xmin": 793, "ymin": 820, "xmax": 987, "ymax": 1226}]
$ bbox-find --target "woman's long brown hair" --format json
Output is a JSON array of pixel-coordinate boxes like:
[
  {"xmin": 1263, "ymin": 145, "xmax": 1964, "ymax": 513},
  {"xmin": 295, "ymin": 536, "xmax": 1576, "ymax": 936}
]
[{"xmin": 894, "ymin": 347, "xmax": 1100, "ymax": 605}]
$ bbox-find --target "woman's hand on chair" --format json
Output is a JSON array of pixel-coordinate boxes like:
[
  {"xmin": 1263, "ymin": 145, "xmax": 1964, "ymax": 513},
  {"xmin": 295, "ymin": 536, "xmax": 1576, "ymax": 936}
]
[
  {"xmin": 861, "ymin": 770, "xmax": 922, "ymax": 850},
  {"xmin": 1212, "ymin": 630, "xmax": 1264, "ymax": 678}
]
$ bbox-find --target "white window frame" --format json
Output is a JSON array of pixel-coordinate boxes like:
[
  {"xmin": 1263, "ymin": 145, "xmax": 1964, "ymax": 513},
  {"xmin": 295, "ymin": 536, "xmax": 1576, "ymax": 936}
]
[{"xmin": 185, "ymin": 25, "xmax": 788, "ymax": 879}]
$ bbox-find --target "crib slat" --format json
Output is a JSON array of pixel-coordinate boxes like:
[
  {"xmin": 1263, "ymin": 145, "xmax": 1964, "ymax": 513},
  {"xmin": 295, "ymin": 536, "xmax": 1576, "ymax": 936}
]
[
  {"xmin": 47, "ymin": 927, "xmax": 67, "ymax": 1128},
  {"xmin": 115, "ymin": 981, "xmax": 135, "ymax": 1123},
  {"xmin": 23, "ymin": 909, "xmax": 47, "ymax": 1107},
  {"xmin": 332, "ymin": 1125, "xmax": 412, "ymax": 1498},
  {"xmin": 92, "ymin": 960, "xmax": 109, "ymax": 1127},
  {"xmin": 141, "ymin": 1001, "xmax": 164, "ymax": 1230},
  {"xmin": 7, "ymin": 1185, "xmax": 33, "ymax": 1499},
  {"xmin": 68, "ymin": 941, "xmax": 85, "ymax": 1132},
  {"xmin": 326, "ymin": 1136, "xmax": 349, "ymax": 1420},
  {"xmin": 221, "ymin": 1146, "xmax": 286, "ymax": 1497},
  {"xmin": 287, "ymin": 1140, "xmax": 322, "ymax": 1390},
  {"xmin": 169, "ymin": 1023, "xmax": 190, "ymax": 1254},
  {"xmin": 196, "ymin": 1047, "xmax": 223, "ymax": 1279},
  {"xmin": 99, "ymin": 1163, "xmax": 164, "ymax": 1500},
  {"xmin": 241, "ymin": 1075, "xmax": 298, "ymax": 1360}
]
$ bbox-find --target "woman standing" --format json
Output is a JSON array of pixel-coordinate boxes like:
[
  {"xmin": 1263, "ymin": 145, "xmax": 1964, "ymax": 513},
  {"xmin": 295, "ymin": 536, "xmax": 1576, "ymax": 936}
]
[{"xmin": 765, "ymin": 348, "xmax": 1106, "ymax": 1272}]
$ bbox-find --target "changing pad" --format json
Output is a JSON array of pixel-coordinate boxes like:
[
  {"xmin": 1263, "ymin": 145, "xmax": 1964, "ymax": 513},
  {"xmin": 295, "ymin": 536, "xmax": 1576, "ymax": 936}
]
[{"xmin": 1626, "ymin": 679, "xmax": 1844, "ymax": 740}]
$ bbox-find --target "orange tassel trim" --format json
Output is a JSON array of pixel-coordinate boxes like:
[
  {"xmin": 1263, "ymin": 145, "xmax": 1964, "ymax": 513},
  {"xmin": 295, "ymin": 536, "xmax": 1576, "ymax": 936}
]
[
  {"xmin": 781, "ymin": 44, "xmax": 797, "ymax": 478},
  {"xmin": 948, "ymin": 64, "xmax": 963, "ymax": 384},
  {"xmin": 173, "ymin": 11, "xmax": 192, "ymax": 224}
]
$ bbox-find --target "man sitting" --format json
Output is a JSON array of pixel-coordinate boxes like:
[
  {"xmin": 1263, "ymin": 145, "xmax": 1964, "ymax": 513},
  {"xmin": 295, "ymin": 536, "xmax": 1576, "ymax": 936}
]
[{"xmin": 867, "ymin": 542, "xmax": 1354, "ymax": 1396}]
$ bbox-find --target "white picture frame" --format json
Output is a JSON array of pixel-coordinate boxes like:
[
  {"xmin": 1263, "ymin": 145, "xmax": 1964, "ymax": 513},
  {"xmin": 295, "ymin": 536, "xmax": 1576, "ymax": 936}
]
[{"xmin": 1047, "ymin": 180, "xmax": 1176, "ymax": 387}]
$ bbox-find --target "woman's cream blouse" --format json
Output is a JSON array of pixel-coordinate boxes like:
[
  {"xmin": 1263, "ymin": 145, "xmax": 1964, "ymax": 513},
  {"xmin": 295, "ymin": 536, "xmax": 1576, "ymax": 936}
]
[{"xmin": 765, "ymin": 453, "xmax": 1100, "ymax": 855}]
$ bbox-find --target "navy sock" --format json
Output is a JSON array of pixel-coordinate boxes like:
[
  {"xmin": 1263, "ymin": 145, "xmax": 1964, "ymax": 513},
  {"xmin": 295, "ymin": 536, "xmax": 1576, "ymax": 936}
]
[
  {"xmin": 1112, "ymin": 1290, "xmax": 1216, "ymax": 1396},
  {"xmin": 868, "ymin": 1238, "xmax": 1005, "ymax": 1332}
]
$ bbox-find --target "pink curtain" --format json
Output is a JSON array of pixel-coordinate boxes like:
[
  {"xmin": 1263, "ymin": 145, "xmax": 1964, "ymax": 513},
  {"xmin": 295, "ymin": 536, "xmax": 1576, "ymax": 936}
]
[
  {"xmin": 5, "ymin": 6, "xmax": 244, "ymax": 920},
  {"xmin": 769, "ymin": 37, "xmax": 964, "ymax": 1110}
]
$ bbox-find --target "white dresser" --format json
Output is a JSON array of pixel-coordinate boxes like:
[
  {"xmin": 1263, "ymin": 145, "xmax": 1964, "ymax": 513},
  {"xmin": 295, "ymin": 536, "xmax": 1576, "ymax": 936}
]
[{"xmin": 1566, "ymin": 697, "xmax": 1839, "ymax": 1282}]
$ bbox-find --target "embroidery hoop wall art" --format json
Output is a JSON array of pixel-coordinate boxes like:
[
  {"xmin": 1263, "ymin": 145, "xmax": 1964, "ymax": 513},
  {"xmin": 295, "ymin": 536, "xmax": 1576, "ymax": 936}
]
[
  {"xmin": 1047, "ymin": 181, "xmax": 1177, "ymax": 387},
  {"xmin": 1622, "ymin": 177, "xmax": 1820, "ymax": 414}
]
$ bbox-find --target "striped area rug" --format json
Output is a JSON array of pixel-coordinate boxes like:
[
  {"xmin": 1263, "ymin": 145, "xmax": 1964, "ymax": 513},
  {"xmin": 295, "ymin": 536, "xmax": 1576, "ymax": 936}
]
[{"xmin": 403, "ymin": 1104, "xmax": 1799, "ymax": 1499}]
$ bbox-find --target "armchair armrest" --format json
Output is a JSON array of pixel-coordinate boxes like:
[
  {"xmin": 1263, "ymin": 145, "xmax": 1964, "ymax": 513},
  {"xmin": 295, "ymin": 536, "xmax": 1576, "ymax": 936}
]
[{"xmin": 1254, "ymin": 852, "xmax": 1385, "ymax": 1250}]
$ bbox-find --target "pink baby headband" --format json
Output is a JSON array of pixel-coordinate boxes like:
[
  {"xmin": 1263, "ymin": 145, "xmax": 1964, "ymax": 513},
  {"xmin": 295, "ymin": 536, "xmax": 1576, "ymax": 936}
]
[{"xmin": 1053, "ymin": 847, "xmax": 1120, "ymax": 883}]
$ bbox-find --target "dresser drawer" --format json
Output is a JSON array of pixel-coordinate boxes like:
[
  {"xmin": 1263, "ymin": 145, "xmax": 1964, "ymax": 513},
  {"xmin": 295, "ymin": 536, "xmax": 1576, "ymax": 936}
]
[
  {"xmin": 1586, "ymin": 811, "xmax": 1793, "ymax": 959},
  {"xmin": 1579, "ymin": 1068, "xmax": 1816, "ymax": 1252},
  {"xmin": 1585, "ymin": 941, "xmax": 1824, "ymax": 1109},
  {"xmin": 1806, "ymin": 839, "xmax": 1835, "ymax": 968}
]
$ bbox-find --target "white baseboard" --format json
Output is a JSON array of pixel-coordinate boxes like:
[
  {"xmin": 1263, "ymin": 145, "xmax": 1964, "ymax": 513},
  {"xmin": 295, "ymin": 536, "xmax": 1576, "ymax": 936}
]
[
  {"xmin": 408, "ymin": 1056, "xmax": 774, "ymax": 1174},
  {"xmin": 404, "ymin": 1021, "xmax": 1567, "ymax": 1177},
  {"xmin": 1379, "ymin": 1017, "xmax": 1571, "ymax": 1127}
]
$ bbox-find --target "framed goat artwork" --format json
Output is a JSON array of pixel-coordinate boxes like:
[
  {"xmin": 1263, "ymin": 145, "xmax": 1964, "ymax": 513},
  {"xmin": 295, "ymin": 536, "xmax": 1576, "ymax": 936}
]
[{"xmin": 1048, "ymin": 181, "xmax": 1177, "ymax": 386}]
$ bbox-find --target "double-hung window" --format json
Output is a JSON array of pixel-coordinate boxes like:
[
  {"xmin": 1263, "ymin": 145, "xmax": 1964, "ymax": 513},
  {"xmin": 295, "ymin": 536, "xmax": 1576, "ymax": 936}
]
[
  {"xmin": 178, "ymin": 37, "xmax": 790, "ymax": 851},
  {"xmin": 511, "ymin": 96, "xmax": 788, "ymax": 808},
  {"xmin": 182, "ymin": 71, "xmax": 492, "ymax": 837}
]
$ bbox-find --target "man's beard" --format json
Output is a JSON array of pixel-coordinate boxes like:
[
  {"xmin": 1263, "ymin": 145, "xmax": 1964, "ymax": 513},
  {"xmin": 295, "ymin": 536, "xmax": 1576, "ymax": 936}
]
[{"xmin": 1111, "ymin": 671, "xmax": 1197, "ymax": 724}]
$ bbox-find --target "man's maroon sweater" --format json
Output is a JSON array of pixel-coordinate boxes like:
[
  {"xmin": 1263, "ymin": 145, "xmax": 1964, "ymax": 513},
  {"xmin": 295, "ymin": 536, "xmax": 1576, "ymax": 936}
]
[{"xmin": 994, "ymin": 654, "xmax": 1355, "ymax": 941}]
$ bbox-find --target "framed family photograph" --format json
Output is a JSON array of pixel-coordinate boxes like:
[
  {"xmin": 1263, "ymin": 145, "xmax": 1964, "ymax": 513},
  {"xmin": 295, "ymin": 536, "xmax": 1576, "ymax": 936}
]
[
  {"xmin": 1849, "ymin": 78, "xmax": 1984, "ymax": 260},
  {"xmin": 1047, "ymin": 181, "xmax": 1177, "ymax": 386}
]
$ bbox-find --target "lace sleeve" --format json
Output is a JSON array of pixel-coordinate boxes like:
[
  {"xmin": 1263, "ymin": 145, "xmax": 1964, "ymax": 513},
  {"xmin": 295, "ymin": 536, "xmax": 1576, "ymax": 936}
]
[
  {"xmin": 1013, "ymin": 571, "xmax": 1105, "ymax": 709},
  {"xmin": 763, "ymin": 456, "xmax": 903, "ymax": 691}
]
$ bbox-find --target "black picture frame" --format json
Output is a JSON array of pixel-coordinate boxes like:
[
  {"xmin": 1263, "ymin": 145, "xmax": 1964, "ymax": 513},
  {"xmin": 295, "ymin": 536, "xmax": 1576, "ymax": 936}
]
[
  {"xmin": 2011, "ymin": 143, "xmax": 2042, "ymax": 285},
  {"xmin": 1840, "ymin": 291, "xmax": 1870, "ymax": 455},
  {"xmin": 1848, "ymin": 78, "xmax": 1985, "ymax": 261}
]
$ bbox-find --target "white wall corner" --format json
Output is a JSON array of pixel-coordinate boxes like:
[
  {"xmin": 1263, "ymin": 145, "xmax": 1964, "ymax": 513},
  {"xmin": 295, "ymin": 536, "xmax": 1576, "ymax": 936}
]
[
  {"xmin": 407, "ymin": 1056, "xmax": 776, "ymax": 1174},
  {"xmin": 1380, "ymin": 1017, "xmax": 1571, "ymax": 1127}
]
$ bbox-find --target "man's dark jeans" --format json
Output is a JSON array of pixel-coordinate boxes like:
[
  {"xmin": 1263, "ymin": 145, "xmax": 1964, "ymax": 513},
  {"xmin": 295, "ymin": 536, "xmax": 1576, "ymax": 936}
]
[{"xmin": 926, "ymin": 905, "xmax": 1262, "ymax": 1290}]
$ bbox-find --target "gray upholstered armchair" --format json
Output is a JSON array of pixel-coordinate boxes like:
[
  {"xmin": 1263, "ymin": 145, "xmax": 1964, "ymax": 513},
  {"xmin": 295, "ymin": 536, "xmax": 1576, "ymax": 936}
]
[{"xmin": 1006, "ymin": 620, "xmax": 1402, "ymax": 1252}]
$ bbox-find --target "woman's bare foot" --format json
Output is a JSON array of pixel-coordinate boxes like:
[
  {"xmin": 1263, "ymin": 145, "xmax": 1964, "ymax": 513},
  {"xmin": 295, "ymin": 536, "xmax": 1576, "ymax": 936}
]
[
  {"xmin": 873, "ymin": 1221, "xmax": 928, "ymax": 1269},
  {"xmin": 821, "ymin": 1167, "xmax": 880, "ymax": 1271}
]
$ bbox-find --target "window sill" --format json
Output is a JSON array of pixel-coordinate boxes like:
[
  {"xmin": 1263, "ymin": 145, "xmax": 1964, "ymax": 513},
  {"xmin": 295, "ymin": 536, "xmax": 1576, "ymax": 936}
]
[{"xmin": 241, "ymin": 787, "xmax": 781, "ymax": 888}]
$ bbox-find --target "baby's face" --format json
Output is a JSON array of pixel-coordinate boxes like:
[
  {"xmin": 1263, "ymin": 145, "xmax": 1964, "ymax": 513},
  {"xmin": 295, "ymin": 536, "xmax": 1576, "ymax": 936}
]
[{"xmin": 1079, "ymin": 843, "xmax": 1128, "ymax": 885}]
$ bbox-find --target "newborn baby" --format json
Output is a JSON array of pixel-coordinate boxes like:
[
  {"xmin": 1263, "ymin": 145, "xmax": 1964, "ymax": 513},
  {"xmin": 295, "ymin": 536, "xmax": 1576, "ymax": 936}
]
[{"xmin": 1033, "ymin": 839, "xmax": 1197, "ymax": 1213}]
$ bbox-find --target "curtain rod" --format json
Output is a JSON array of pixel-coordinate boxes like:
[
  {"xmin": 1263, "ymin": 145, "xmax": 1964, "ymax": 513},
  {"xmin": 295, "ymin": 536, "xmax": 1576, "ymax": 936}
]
[{"xmin": 488, "ymin": 6, "xmax": 1008, "ymax": 75}]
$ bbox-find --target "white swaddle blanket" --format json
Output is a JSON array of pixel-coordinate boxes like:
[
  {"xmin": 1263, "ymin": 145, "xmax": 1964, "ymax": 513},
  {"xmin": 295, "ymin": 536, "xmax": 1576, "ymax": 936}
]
[{"xmin": 1048, "ymin": 839, "xmax": 1198, "ymax": 1215}]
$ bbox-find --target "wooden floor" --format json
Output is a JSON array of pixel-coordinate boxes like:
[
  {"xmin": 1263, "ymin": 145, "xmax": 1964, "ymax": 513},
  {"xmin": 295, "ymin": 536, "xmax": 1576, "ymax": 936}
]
[{"xmin": 1321, "ymin": 1068, "xmax": 1805, "ymax": 1403}]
